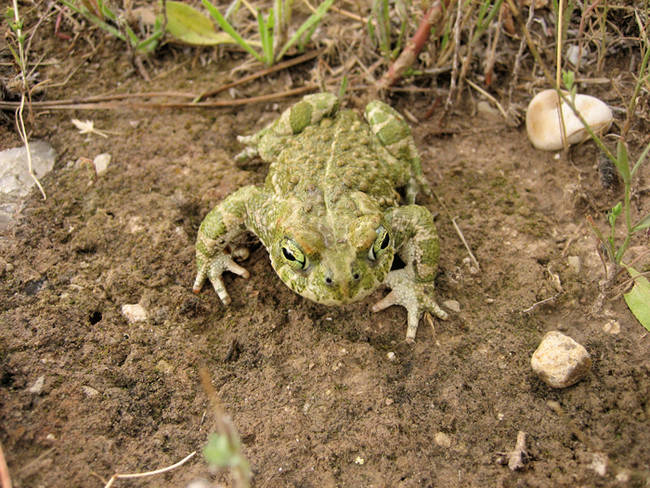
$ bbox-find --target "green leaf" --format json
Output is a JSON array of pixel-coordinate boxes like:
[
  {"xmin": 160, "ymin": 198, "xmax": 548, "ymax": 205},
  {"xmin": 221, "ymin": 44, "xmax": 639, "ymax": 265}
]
[
  {"xmin": 204, "ymin": 433, "xmax": 234, "ymax": 467},
  {"xmin": 615, "ymin": 140, "xmax": 630, "ymax": 184},
  {"xmin": 623, "ymin": 265, "xmax": 650, "ymax": 331},
  {"xmin": 630, "ymin": 141, "xmax": 650, "ymax": 178},
  {"xmin": 631, "ymin": 213, "xmax": 650, "ymax": 233},
  {"xmin": 166, "ymin": 1, "xmax": 233, "ymax": 46}
]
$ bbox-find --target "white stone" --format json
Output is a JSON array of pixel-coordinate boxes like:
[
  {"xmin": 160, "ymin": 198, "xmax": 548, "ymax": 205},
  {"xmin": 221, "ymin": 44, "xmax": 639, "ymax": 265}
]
[
  {"xmin": 28, "ymin": 375, "xmax": 45, "ymax": 394},
  {"xmin": 434, "ymin": 432, "xmax": 452, "ymax": 448},
  {"xmin": 81, "ymin": 385, "xmax": 100, "ymax": 397},
  {"xmin": 121, "ymin": 303, "xmax": 149, "ymax": 323},
  {"xmin": 531, "ymin": 331, "xmax": 591, "ymax": 388},
  {"xmin": 526, "ymin": 89, "xmax": 613, "ymax": 151},
  {"xmin": 93, "ymin": 153, "xmax": 111, "ymax": 175},
  {"xmin": 567, "ymin": 255, "xmax": 581, "ymax": 274},
  {"xmin": 443, "ymin": 300, "xmax": 461, "ymax": 313},
  {"xmin": 603, "ymin": 320, "xmax": 620, "ymax": 335}
]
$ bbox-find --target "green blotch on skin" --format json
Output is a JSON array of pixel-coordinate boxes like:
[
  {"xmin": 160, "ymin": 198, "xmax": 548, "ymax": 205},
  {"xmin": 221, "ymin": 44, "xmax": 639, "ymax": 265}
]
[
  {"xmin": 290, "ymin": 101, "xmax": 313, "ymax": 134},
  {"xmin": 376, "ymin": 121, "xmax": 411, "ymax": 146}
]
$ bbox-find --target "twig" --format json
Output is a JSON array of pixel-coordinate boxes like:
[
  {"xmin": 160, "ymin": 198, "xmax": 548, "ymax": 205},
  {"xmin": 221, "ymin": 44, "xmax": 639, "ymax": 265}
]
[
  {"xmin": 103, "ymin": 451, "xmax": 196, "ymax": 488},
  {"xmin": 377, "ymin": 0, "xmax": 450, "ymax": 90},
  {"xmin": 194, "ymin": 49, "xmax": 324, "ymax": 102},
  {"xmin": 0, "ymin": 441, "xmax": 12, "ymax": 488},
  {"xmin": 451, "ymin": 217, "xmax": 480, "ymax": 271},
  {"xmin": 465, "ymin": 78, "xmax": 508, "ymax": 120},
  {"xmin": 445, "ymin": 0, "xmax": 463, "ymax": 112},
  {"xmin": 508, "ymin": 431, "xmax": 528, "ymax": 471},
  {"xmin": 522, "ymin": 293, "xmax": 560, "ymax": 313},
  {"xmin": 0, "ymin": 86, "xmax": 318, "ymax": 111},
  {"xmin": 504, "ymin": 0, "xmax": 553, "ymax": 84}
]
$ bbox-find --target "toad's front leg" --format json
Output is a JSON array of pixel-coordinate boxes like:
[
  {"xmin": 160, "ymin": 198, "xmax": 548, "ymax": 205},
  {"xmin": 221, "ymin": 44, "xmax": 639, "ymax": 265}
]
[
  {"xmin": 372, "ymin": 205, "xmax": 448, "ymax": 341},
  {"xmin": 193, "ymin": 185, "xmax": 264, "ymax": 305}
]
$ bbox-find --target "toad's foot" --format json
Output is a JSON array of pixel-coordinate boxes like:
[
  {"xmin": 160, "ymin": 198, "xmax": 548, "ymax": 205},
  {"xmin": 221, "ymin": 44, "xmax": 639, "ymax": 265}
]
[
  {"xmin": 192, "ymin": 252, "xmax": 250, "ymax": 306},
  {"xmin": 371, "ymin": 269, "xmax": 448, "ymax": 341}
]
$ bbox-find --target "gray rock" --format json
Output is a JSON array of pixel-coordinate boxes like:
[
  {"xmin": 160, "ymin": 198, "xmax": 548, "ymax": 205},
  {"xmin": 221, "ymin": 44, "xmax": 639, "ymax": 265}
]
[
  {"xmin": 0, "ymin": 140, "xmax": 55, "ymax": 231},
  {"xmin": 531, "ymin": 331, "xmax": 591, "ymax": 388}
]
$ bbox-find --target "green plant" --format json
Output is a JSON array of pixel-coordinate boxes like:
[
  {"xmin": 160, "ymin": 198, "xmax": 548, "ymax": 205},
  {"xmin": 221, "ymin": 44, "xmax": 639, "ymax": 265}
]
[
  {"xmin": 367, "ymin": 0, "xmax": 409, "ymax": 61},
  {"xmin": 202, "ymin": 0, "xmax": 334, "ymax": 66},
  {"xmin": 559, "ymin": 50, "xmax": 650, "ymax": 329},
  {"xmin": 59, "ymin": 0, "xmax": 164, "ymax": 53},
  {"xmin": 5, "ymin": 2, "xmax": 46, "ymax": 199}
]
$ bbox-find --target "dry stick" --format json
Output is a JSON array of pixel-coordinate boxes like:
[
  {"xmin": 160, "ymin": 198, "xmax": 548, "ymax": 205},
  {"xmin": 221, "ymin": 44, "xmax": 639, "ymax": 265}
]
[
  {"xmin": 194, "ymin": 49, "xmax": 325, "ymax": 103},
  {"xmin": 465, "ymin": 78, "xmax": 508, "ymax": 120},
  {"xmin": 0, "ymin": 86, "xmax": 318, "ymax": 111},
  {"xmin": 377, "ymin": 0, "xmax": 450, "ymax": 90},
  {"xmin": 555, "ymin": 0, "xmax": 569, "ymax": 153},
  {"xmin": 484, "ymin": 5, "xmax": 504, "ymax": 87},
  {"xmin": 102, "ymin": 451, "xmax": 196, "ymax": 488},
  {"xmin": 504, "ymin": 0, "xmax": 554, "ymax": 85},
  {"xmin": 507, "ymin": 0, "xmax": 535, "ymax": 111},
  {"xmin": 0, "ymin": 441, "xmax": 12, "ymax": 488},
  {"xmin": 451, "ymin": 216, "xmax": 480, "ymax": 271},
  {"xmin": 445, "ymin": 0, "xmax": 462, "ymax": 112}
]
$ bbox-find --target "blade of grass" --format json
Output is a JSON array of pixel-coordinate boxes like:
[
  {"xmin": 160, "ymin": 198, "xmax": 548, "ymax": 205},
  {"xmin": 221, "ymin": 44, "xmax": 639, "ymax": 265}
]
[
  {"xmin": 202, "ymin": 0, "xmax": 263, "ymax": 62},
  {"xmin": 59, "ymin": 0, "xmax": 126, "ymax": 41},
  {"xmin": 275, "ymin": 0, "xmax": 334, "ymax": 61}
]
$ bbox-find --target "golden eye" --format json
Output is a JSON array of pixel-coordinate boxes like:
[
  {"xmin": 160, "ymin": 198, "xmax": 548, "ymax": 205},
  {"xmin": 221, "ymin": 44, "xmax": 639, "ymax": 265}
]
[
  {"xmin": 281, "ymin": 238, "xmax": 308, "ymax": 270},
  {"xmin": 368, "ymin": 226, "xmax": 390, "ymax": 261}
]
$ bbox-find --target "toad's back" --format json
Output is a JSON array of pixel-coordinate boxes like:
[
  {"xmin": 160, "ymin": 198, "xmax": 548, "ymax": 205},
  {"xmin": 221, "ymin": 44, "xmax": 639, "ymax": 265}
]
[{"xmin": 265, "ymin": 110, "xmax": 409, "ymax": 212}]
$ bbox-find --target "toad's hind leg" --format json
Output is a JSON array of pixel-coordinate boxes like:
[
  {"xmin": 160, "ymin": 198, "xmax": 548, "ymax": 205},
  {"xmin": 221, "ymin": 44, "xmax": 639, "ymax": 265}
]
[
  {"xmin": 237, "ymin": 92, "xmax": 339, "ymax": 162},
  {"xmin": 364, "ymin": 100, "xmax": 431, "ymax": 203}
]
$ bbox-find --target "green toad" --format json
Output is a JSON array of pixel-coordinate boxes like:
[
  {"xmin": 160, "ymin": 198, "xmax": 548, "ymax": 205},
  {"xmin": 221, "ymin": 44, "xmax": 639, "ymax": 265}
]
[{"xmin": 193, "ymin": 93, "xmax": 448, "ymax": 340}]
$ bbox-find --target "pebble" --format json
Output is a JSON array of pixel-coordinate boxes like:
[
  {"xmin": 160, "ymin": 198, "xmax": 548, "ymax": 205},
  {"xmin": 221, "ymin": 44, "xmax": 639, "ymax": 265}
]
[
  {"xmin": 442, "ymin": 300, "xmax": 461, "ymax": 313},
  {"xmin": 531, "ymin": 331, "xmax": 591, "ymax": 388},
  {"xmin": 81, "ymin": 386, "xmax": 100, "ymax": 398},
  {"xmin": 567, "ymin": 255, "xmax": 581, "ymax": 274},
  {"xmin": 0, "ymin": 140, "xmax": 56, "ymax": 230},
  {"xmin": 434, "ymin": 432, "xmax": 452, "ymax": 448},
  {"xmin": 93, "ymin": 153, "xmax": 111, "ymax": 175},
  {"xmin": 121, "ymin": 303, "xmax": 149, "ymax": 323},
  {"xmin": 602, "ymin": 319, "xmax": 620, "ymax": 335},
  {"xmin": 28, "ymin": 375, "xmax": 45, "ymax": 394}
]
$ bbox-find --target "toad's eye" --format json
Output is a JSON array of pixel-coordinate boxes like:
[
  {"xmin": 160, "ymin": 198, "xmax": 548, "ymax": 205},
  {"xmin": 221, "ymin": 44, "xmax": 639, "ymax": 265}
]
[
  {"xmin": 368, "ymin": 226, "xmax": 390, "ymax": 261},
  {"xmin": 281, "ymin": 238, "xmax": 308, "ymax": 270}
]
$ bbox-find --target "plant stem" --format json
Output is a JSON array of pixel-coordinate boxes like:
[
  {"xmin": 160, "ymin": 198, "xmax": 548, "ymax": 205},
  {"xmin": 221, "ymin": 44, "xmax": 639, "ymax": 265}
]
[{"xmin": 12, "ymin": 0, "xmax": 46, "ymax": 200}]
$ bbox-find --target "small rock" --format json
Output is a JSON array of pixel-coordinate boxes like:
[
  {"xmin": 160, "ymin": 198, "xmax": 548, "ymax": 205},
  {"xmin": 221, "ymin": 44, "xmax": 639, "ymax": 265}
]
[
  {"xmin": 0, "ymin": 141, "xmax": 55, "ymax": 197},
  {"xmin": 531, "ymin": 331, "xmax": 591, "ymax": 388},
  {"xmin": 81, "ymin": 386, "xmax": 100, "ymax": 398},
  {"xmin": 443, "ymin": 300, "xmax": 461, "ymax": 313},
  {"xmin": 354, "ymin": 456, "xmax": 365, "ymax": 465},
  {"xmin": 0, "ymin": 141, "xmax": 56, "ymax": 231},
  {"xmin": 93, "ymin": 153, "xmax": 111, "ymax": 175},
  {"xmin": 185, "ymin": 479, "xmax": 212, "ymax": 488},
  {"xmin": 567, "ymin": 255, "xmax": 581, "ymax": 274},
  {"xmin": 589, "ymin": 452, "xmax": 608, "ymax": 476},
  {"xmin": 386, "ymin": 352, "xmax": 396, "ymax": 361},
  {"xmin": 603, "ymin": 320, "xmax": 620, "ymax": 335},
  {"xmin": 121, "ymin": 303, "xmax": 148, "ymax": 323},
  {"xmin": 28, "ymin": 375, "xmax": 45, "ymax": 394},
  {"xmin": 434, "ymin": 432, "xmax": 452, "ymax": 448}
]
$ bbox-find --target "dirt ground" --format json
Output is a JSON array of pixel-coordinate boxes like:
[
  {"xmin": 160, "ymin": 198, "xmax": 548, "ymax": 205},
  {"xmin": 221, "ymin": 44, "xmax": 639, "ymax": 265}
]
[{"xmin": 1, "ymin": 11, "xmax": 649, "ymax": 488}]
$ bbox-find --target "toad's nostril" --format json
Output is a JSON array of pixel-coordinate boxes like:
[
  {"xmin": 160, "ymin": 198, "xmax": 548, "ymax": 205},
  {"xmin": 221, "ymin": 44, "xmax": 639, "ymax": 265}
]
[
  {"xmin": 352, "ymin": 272, "xmax": 360, "ymax": 280},
  {"xmin": 325, "ymin": 276, "xmax": 333, "ymax": 285}
]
